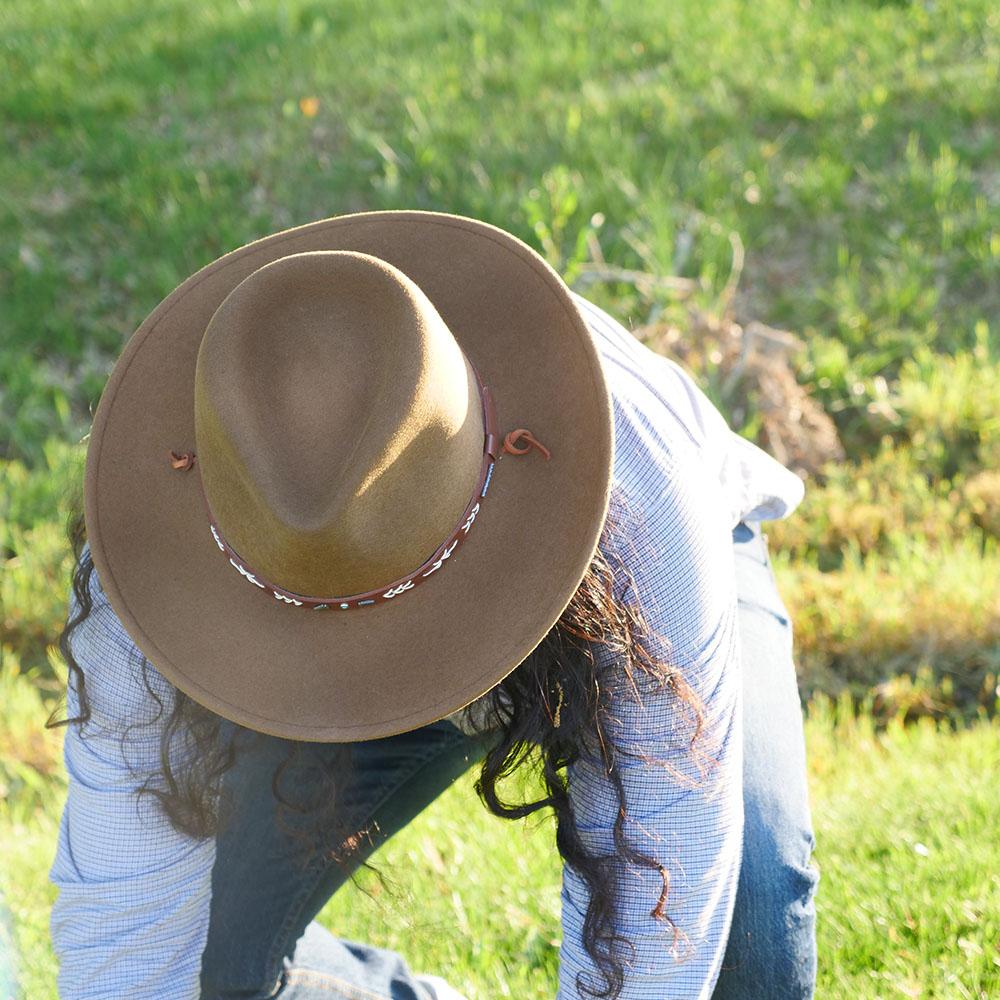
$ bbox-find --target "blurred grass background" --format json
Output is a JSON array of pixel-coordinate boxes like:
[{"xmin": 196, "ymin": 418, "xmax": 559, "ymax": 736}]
[{"xmin": 1, "ymin": 0, "xmax": 998, "ymax": 997}]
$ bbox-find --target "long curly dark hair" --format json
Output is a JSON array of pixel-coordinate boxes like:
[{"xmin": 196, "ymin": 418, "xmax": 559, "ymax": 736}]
[{"xmin": 47, "ymin": 483, "xmax": 714, "ymax": 999}]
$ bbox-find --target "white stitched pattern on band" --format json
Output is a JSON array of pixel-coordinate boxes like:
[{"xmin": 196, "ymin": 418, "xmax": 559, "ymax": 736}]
[
  {"xmin": 382, "ymin": 579, "xmax": 416, "ymax": 599},
  {"xmin": 210, "ymin": 524, "xmax": 225, "ymax": 552},
  {"xmin": 273, "ymin": 592, "xmax": 304, "ymax": 606},
  {"xmin": 462, "ymin": 502, "xmax": 480, "ymax": 534},
  {"xmin": 421, "ymin": 538, "xmax": 459, "ymax": 578},
  {"xmin": 229, "ymin": 557, "xmax": 266, "ymax": 589}
]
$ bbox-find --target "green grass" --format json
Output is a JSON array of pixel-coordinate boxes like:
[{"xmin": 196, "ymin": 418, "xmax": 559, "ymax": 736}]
[
  {"xmin": 1, "ymin": 675, "xmax": 998, "ymax": 999},
  {"xmin": 2, "ymin": 0, "xmax": 998, "ymax": 709},
  {"xmin": 1, "ymin": 0, "xmax": 997, "ymax": 459},
  {"xmin": 2, "ymin": 0, "xmax": 999, "ymax": 996}
]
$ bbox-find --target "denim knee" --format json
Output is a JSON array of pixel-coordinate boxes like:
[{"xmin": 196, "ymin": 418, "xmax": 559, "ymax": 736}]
[
  {"xmin": 713, "ymin": 814, "xmax": 819, "ymax": 999},
  {"xmin": 745, "ymin": 800, "xmax": 819, "ymax": 918}
]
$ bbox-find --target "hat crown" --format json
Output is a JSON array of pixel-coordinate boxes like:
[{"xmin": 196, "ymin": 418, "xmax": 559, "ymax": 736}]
[{"xmin": 193, "ymin": 250, "xmax": 484, "ymax": 596}]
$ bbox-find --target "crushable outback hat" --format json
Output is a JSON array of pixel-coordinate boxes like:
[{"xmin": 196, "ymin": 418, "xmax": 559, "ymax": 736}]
[{"xmin": 84, "ymin": 210, "xmax": 614, "ymax": 742}]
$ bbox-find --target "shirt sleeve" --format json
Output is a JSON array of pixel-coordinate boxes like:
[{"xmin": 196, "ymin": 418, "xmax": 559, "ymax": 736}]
[
  {"xmin": 557, "ymin": 444, "xmax": 744, "ymax": 999},
  {"xmin": 48, "ymin": 548, "xmax": 216, "ymax": 1000},
  {"xmin": 570, "ymin": 289, "xmax": 806, "ymax": 529}
]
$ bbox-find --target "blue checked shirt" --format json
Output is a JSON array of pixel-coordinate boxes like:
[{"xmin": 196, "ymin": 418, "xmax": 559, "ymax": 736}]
[{"xmin": 48, "ymin": 292, "xmax": 805, "ymax": 999}]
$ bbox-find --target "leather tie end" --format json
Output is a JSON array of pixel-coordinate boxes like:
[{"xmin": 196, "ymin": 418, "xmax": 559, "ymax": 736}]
[{"xmin": 502, "ymin": 429, "xmax": 551, "ymax": 460}]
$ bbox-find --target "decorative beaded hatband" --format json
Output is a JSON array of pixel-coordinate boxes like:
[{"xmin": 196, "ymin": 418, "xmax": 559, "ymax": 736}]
[{"xmin": 168, "ymin": 363, "xmax": 550, "ymax": 609}]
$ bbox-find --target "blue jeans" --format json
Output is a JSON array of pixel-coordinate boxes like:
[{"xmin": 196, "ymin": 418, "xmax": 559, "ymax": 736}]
[{"xmin": 198, "ymin": 519, "xmax": 819, "ymax": 999}]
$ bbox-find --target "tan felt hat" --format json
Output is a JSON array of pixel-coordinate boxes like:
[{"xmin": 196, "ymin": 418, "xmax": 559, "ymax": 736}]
[{"xmin": 83, "ymin": 210, "xmax": 614, "ymax": 742}]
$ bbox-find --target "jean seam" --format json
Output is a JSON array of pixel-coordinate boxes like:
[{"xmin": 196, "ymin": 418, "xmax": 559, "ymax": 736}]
[
  {"xmin": 738, "ymin": 524, "xmax": 793, "ymax": 627},
  {"xmin": 259, "ymin": 729, "xmax": 474, "ymax": 986},
  {"xmin": 737, "ymin": 596, "xmax": 790, "ymax": 628}
]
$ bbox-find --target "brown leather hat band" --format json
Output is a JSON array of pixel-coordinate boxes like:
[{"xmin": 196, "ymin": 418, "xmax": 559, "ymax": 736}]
[{"xmin": 170, "ymin": 364, "xmax": 550, "ymax": 609}]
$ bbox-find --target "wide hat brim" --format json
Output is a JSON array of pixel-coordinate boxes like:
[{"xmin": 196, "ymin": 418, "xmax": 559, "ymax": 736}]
[{"xmin": 84, "ymin": 210, "xmax": 614, "ymax": 742}]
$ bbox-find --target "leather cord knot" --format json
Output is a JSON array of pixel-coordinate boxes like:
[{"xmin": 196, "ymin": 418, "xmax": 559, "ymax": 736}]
[
  {"xmin": 502, "ymin": 429, "xmax": 551, "ymax": 460},
  {"xmin": 169, "ymin": 450, "xmax": 196, "ymax": 471}
]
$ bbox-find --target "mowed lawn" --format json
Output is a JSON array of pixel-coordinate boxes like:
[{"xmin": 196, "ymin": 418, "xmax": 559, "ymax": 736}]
[{"xmin": 1, "ymin": 692, "xmax": 998, "ymax": 999}]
